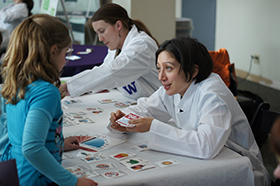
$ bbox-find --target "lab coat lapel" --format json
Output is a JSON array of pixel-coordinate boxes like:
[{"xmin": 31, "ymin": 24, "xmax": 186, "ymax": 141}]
[{"xmin": 174, "ymin": 81, "xmax": 198, "ymax": 130}]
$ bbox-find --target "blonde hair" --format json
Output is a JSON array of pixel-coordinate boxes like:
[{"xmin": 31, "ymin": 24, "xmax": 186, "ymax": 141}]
[{"xmin": 1, "ymin": 14, "xmax": 71, "ymax": 104}]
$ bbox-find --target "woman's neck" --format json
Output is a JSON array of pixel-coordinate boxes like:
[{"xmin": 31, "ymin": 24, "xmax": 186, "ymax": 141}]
[{"xmin": 118, "ymin": 28, "xmax": 129, "ymax": 50}]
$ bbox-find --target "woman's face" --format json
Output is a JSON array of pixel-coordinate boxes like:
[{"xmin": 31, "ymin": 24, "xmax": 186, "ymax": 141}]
[
  {"xmin": 13, "ymin": 0, "xmax": 22, "ymax": 4},
  {"xmin": 157, "ymin": 51, "xmax": 193, "ymax": 97},
  {"xmin": 92, "ymin": 20, "xmax": 121, "ymax": 50}
]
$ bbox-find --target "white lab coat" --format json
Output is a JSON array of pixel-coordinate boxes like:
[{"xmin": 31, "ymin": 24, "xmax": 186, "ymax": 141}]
[
  {"xmin": 110, "ymin": 73, "xmax": 270, "ymax": 186},
  {"xmin": 0, "ymin": 3, "xmax": 28, "ymax": 48},
  {"xmin": 67, "ymin": 25, "xmax": 161, "ymax": 99}
]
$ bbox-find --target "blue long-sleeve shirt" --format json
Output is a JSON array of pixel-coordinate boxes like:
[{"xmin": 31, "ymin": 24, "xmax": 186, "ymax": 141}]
[
  {"xmin": 0, "ymin": 88, "xmax": 8, "ymax": 158},
  {"xmin": 1, "ymin": 79, "xmax": 77, "ymax": 186}
]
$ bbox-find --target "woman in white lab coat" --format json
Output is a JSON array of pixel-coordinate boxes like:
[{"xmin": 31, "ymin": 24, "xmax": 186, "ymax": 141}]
[
  {"xmin": 0, "ymin": 0, "xmax": 33, "ymax": 50},
  {"xmin": 60, "ymin": 3, "xmax": 161, "ymax": 100},
  {"xmin": 109, "ymin": 37, "xmax": 270, "ymax": 186}
]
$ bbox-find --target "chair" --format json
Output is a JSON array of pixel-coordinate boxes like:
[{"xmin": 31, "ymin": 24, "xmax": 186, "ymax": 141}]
[
  {"xmin": 209, "ymin": 48, "xmax": 238, "ymax": 96},
  {"xmin": 250, "ymin": 102, "xmax": 280, "ymax": 147},
  {"xmin": 209, "ymin": 48, "xmax": 264, "ymax": 123},
  {"xmin": 0, "ymin": 159, "xmax": 20, "ymax": 186}
]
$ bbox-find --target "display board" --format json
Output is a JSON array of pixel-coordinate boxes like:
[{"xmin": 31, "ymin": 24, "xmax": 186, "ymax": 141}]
[{"xmin": 39, "ymin": 0, "xmax": 59, "ymax": 16}]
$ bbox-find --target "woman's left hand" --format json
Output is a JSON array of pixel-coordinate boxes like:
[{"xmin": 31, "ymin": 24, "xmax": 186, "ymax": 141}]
[
  {"xmin": 126, "ymin": 117, "xmax": 154, "ymax": 133},
  {"xmin": 64, "ymin": 136, "xmax": 80, "ymax": 152}
]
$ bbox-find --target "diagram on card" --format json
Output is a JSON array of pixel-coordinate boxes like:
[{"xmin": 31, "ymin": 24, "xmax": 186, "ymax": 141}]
[{"xmin": 65, "ymin": 131, "xmax": 125, "ymax": 152}]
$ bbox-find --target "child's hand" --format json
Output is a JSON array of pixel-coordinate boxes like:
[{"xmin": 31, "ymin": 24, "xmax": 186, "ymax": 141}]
[
  {"xmin": 76, "ymin": 177, "xmax": 98, "ymax": 186},
  {"xmin": 64, "ymin": 136, "xmax": 79, "ymax": 152}
]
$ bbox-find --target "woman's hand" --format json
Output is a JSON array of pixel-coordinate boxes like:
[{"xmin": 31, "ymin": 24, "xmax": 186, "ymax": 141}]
[
  {"xmin": 109, "ymin": 110, "xmax": 127, "ymax": 132},
  {"xmin": 64, "ymin": 136, "xmax": 79, "ymax": 152},
  {"xmin": 59, "ymin": 82, "xmax": 68, "ymax": 99},
  {"xmin": 76, "ymin": 177, "xmax": 98, "ymax": 186},
  {"xmin": 126, "ymin": 117, "xmax": 153, "ymax": 133}
]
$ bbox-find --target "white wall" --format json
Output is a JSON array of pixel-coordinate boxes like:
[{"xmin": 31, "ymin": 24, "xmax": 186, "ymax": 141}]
[
  {"xmin": 175, "ymin": 0, "xmax": 182, "ymax": 18},
  {"xmin": 113, "ymin": 0, "xmax": 175, "ymax": 45},
  {"xmin": 215, "ymin": 0, "xmax": 280, "ymax": 90},
  {"xmin": 0, "ymin": 0, "xmax": 100, "ymax": 15}
]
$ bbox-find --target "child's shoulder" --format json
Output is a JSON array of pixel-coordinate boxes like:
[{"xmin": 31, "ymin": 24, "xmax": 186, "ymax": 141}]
[{"xmin": 28, "ymin": 80, "xmax": 59, "ymax": 97}]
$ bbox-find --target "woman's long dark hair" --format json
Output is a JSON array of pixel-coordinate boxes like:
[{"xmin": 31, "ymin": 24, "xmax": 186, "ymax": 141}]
[
  {"xmin": 92, "ymin": 3, "xmax": 158, "ymax": 46},
  {"xmin": 23, "ymin": 0, "xmax": 34, "ymax": 16}
]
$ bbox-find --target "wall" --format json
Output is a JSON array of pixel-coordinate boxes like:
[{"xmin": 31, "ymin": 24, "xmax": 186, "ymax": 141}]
[
  {"xmin": 0, "ymin": 0, "xmax": 100, "ymax": 15},
  {"xmin": 215, "ymin": 0, "xmax": 280, "ymax": 90},
  {"xmin": 181, "ymin": 0, "xmax": 216, "ymax": 51},
  {"xmin": 113, "ymin": 0, "xmax": 175, "ymax": 45}
]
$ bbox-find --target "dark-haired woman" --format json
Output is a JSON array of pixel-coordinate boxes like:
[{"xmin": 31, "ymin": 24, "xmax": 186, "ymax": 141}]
[{"xmin": 109, "ymin": 37, "xmax": 270, "ymax": 186}]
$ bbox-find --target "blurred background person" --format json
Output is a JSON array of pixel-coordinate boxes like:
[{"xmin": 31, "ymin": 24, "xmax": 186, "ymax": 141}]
[
  {"xmin": 270, "ymin": 117, "xmax": 280, "ymax": 186},
  {"xmin": 0, "ymin": 0, "xmax": 33, "ymax": 55}
]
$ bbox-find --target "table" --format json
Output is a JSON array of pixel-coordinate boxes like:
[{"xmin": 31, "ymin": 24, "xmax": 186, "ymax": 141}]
[
  {"xmin": 61, "ymin": 89, "xmax": 255, "ymax": 186},
  {"xmin": 61, "ymin": 44, "xmax": 108, "ymax": 77}
]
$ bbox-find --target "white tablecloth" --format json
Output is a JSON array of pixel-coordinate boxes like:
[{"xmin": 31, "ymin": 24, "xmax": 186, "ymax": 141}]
[{"xmin": 61, "ymin": 89, "xmax": 254, "ymax": 186}]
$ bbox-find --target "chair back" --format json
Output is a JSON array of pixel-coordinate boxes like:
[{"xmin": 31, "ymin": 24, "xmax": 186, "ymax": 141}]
[
  {"xmin": 209, "ymin": 48, "xmax": 238, "ymax": 95},
  {"xmin": 0, "ymin": 159, "xmax": 20, "ymax": 186},
  {"xmin": 250, "ymin": 102, "xmax": 280, "ymax": 146}
]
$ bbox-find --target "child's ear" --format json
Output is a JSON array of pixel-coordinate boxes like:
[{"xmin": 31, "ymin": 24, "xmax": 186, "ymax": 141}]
[
  {"xmin": 50, "ymin": 45, "xmax": 58, "ymax": 61},
  {"xmin": 50, "ymin": 45, "xmax": 57, "ymax": 55}
]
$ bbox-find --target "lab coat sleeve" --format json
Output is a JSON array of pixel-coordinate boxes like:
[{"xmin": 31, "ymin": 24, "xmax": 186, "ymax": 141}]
[
  {"xmin": 125, "ymin": 90, "xmax": 172, "ymax": 122},
  {"xmin": 107, "ymin": 88, "xmax": 172, "ymax": 132},
  {"xmin": 148, "ymin": 94, "xmax": 232, "ymax": 159},
  {"xmin": 0, "ymin": 4, "xmax": 28, "ymax": 23},
  {"xmin": 67, "ymin": 38, "xmax": 156, "ymax": 97}
]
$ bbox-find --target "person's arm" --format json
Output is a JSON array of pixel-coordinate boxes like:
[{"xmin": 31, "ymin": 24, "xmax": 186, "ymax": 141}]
[
  {"xmin": 147, "ymin": 94, "xmax": 232, "ymax": 160},
  {"xmin": 22, "ymin": 108, "xmax": 78, "ymax": 186},
  {"xmin": 108, "ymin": 88, "xmax": 171, "ymax": 133},
  {"xmin": 0, "ymin": 4, "xmax": 28, "ymax": 23},
  {"xmin": 66, "ymin": 37, "xmax": 157, "ymax": 97}
]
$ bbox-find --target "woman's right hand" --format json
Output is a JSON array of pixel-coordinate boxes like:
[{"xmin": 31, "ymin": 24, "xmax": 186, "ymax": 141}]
[
  {"xmin": 110, "ymin": 110, "xmax": 127, "ymax": 132},
  {"xmin": 76, "ymin": 177, "xmax": 98, "ymax": 186}
]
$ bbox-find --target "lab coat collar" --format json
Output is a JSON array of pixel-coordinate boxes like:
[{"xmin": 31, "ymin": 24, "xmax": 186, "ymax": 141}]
[
  {"xmin": 121, "ymin": 25, "xmax": 137, "ymax": 50},
  {"xmin": 174, "ymin": 80, "xmax": 197, "ymax": 111}
]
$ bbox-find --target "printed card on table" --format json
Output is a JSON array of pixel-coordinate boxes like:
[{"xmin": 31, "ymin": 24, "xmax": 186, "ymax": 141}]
[
  {"xmin": 120, "ymin": 157, "xmax": 148, "ymax": 167},
  {"xmin": 64, "ymin": 99, "xmax": 82, "ymax": 105},
  {"xmin": 90, "ymin": 162, "xmax": 116, "ymax": 170},
  {"xmin": 84, "ymin": 107, "xmax": 105, "ymax": 115},
  {"xmin": 114, "ymin": 101, "xmax": 132, "ymax": 108},
  {"xmin": 116, "ymin": 113, "xmax": 142, "ymax": 128},
  {"xmin": 73, "ymin": 118, "xmax": 95, "ymax": 125},
  {"xmin": 63, "ymin": 117, "xmax": 76, "ymax": 127},
  {"xmin": 131, "ymin": 144, "xmax": 149, "ymax": 152},
  {"xmin": 76, "ymin": 150, "xmax": 98, "ymax": 157},
  {"xmin": 65, "ymin": 165, "xmax": 99, "ymax": 178},
  {"xmin": 62, "ymin": 153, "xmax": 74, "ymax": 159},
  {"xmin": 98, "ymin": 99, "xmax": 117, "ymax": 104},
  {"xmin": 65, "ymin": 111, "xmax": 87, "ymax": 116},
  {"xmin": 81, "ymin": 155, "xmax": 108, "ymax": 163},
  {"xmin": 99, "ymin": 170, "xmax": 126, "ymax": 179},
  {"xmin": 154, "ymin": 159, "xmax": 181, "ymax": 168},
  {"xmin": 126, "ymin": 163, "xmax": 155, "ymax": 172},
  {"xmin": 109, "ymin": 151, "xmax": 136, "ymax": 161}
]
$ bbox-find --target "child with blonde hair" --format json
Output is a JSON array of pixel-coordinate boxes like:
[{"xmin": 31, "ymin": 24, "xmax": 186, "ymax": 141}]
[{"xmin": 0, "ymin": 14, "xmax": 97, "ymax": 186}]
